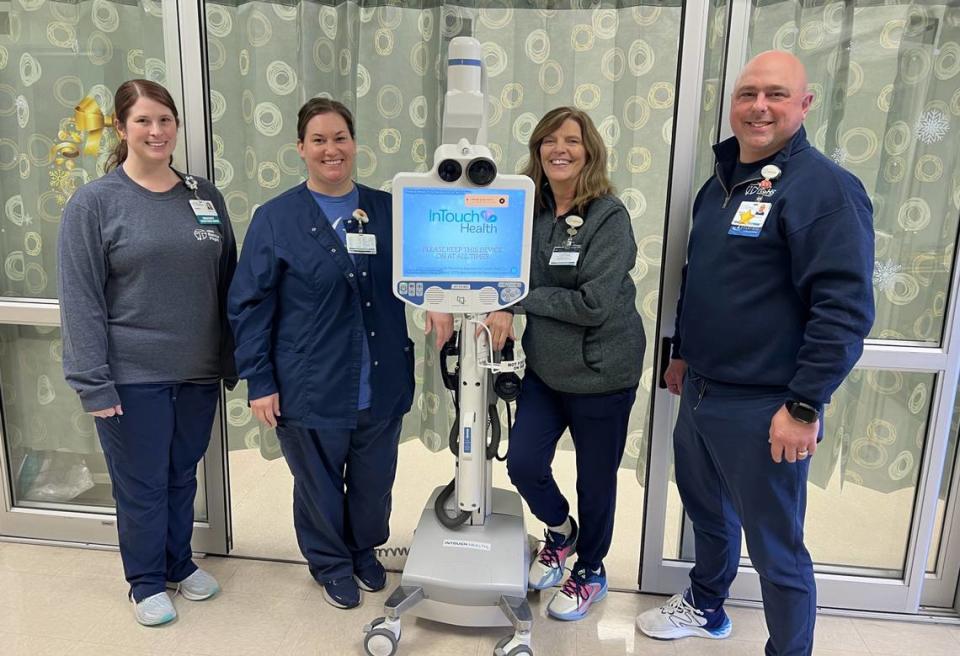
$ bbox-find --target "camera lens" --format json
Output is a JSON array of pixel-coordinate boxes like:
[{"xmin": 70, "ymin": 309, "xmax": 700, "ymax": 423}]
[
  {"xmin": 466, "ymin": 158, "xmax": 497, "ymax": 186},
  {"xmin": 437, "ymin": 159, "xmax": 462, "ymax": 183}
]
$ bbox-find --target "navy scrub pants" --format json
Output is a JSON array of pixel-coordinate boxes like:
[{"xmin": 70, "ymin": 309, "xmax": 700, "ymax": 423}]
[
  {"xmin": 675, "ymin": 369, "xmax": 817, "ymax": 656},
  {"xmin": 506, "ymin": 369, "xmax": 637, "ymax": 570},
  {"xmin": 275, "ymin": 411, "xmax": 402, "ymax": 583},
  {"xmin": 95, "ymin": 382, "xmax": 220, "ymax": 602}
]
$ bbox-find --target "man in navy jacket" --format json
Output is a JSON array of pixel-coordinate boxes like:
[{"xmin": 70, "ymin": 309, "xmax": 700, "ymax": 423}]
[{"xmin": 636, "ymin": 52, "xmax": 874, "ymax": 655}]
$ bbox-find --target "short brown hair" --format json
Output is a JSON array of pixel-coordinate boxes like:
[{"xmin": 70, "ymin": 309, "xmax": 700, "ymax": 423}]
[
  {"xmin": 523, "ymin": 107, "xmax": 613, "ymax": 214},
  {"xmin": 297, "ymin": 98, "xmax": 355, "ymax": 142},
  {"xmin": 105, "ymin": 79, "xmax": 180, "ymax": 171}
]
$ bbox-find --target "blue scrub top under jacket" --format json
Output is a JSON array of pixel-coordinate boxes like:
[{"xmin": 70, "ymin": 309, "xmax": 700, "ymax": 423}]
[{"xmin": 228, "ymin": 182, "xmax": 414, "ymax": 430}]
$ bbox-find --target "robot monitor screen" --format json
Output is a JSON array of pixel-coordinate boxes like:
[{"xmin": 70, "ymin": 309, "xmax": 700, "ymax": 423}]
[{"xmin": 401, "ymin": 186, "xmax": 527, "ymax": 280}]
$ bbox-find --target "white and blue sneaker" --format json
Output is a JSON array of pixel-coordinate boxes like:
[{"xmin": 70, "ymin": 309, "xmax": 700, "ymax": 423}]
[
  {"xmin": 636, "ymin": 589, "xmax": 732, "ymax": 640},
  {"xmin": 529, "ymin": 517, "xmax": 578, "ymax": 590},
  {"xmin": 546, "ymin": 563, "xmax": 608, "ymax": 621},
  {"xmin": 167, "ymin": 567, "xmax": 220, "ymax": 601},
  {"xmin": 131, "ymin": 591, "xmax": 176, "ymax": 626}
]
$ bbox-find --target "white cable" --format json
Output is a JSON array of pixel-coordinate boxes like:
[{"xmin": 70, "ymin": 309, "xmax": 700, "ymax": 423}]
[{"xmin": 468, "ymin": 318, "xmax": 496, "ymax": 364}]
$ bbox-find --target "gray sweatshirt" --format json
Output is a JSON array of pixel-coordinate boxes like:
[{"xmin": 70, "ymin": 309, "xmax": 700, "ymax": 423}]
[
  {"xmin": 58, "ymin": 166, "xmax": 237, "ymax": 412},
  {"xmin": 520, "ymin": 193, "xmax": 645, "ymax": 394}
]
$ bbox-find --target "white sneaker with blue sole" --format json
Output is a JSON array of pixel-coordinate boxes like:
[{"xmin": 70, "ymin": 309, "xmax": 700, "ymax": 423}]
[
  {"xmin": 167, "ymin": 567, "xmax": 220, "ymax": 601},
  {"xmin": 636, "ymin": 590, "xmax": 732, "ymax": 640},
  {"xmin": 131, "ymin": 591, "xmax": 176, "ymax": 626}
]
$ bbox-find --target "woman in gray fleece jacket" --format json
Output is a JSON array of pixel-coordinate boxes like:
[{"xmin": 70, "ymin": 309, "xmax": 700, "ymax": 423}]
[{"xmin": 483, "ymin": 107, "xmax": 645, "ymax": 621}]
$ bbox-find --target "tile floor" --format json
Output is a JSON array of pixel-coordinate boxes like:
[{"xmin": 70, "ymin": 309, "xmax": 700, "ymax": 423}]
[{"xmin": 1, "ymin": 540, "xmax": 958, "ymax": 656}]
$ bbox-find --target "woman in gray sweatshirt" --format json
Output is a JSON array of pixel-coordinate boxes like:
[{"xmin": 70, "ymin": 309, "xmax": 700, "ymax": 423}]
[
  {"xmin": 483, "ymin": 107, "xmax": 645, "ymax": 621},
  {"xmin": 58, "ymin": 80, "xmax": 236, "ymax": 626}
]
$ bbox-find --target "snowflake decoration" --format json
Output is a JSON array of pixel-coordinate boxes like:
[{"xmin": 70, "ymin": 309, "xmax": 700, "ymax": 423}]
[
  {"xmin": 873, "ymin": 259, "xmax": 901, "ymax": 291},
  {"xmin": 915, "ymin": 110, "xmax": 950, "ymax": 145},
  {"xmin": 830, "ymin": 147, "xmax": 848, "ymax": 165}
]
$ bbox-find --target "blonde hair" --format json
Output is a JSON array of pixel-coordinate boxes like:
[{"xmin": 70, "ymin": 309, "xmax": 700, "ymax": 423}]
[{"xmin": 522, "ymin": 107, "xmax": 613, "ymax": 214}]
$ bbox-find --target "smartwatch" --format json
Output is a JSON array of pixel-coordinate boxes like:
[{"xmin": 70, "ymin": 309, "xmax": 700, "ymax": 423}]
[{"xmin": 786, "ymin": 400, "xmax": 820, "ymax": 424}]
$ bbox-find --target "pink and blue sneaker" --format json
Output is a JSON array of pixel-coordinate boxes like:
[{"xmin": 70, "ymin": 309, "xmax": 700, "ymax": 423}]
[
  {"xmin": 529, "ymin": 517, "xmax": 578, "ymax": 590},
  {"xmin": 546, "ymin": 563, "xmax": 608, "ymax": 621}
]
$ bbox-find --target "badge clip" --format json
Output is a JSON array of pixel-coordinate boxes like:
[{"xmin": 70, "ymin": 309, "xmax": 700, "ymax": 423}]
[
  {"xmin": 350, "ymin": 208, "xmax": 369, "ymax": 234},
  {"xmin": 563, "ymin": 214, "xmax": 583, "ymax": 246},
  {"xmin": 183, "ymin": 174, "xmax": 201, "ymax": 200},
  {"xmin": 759, "ymin": 164, "xmax": 781, "ymax": 191}
]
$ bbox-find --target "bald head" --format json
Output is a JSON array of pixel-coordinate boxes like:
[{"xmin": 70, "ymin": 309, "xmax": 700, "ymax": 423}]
[
  {"xmin": 736, "ymin": 51, "xmax": 809, "ymax": 94},
  {"xmin": 730, "ymin": 50, "xmax": 814, "ymax": 162}
]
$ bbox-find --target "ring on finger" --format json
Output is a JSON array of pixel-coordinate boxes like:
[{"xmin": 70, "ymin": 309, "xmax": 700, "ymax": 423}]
[{"xmin": 797, "ymin": 449, "xmax": 809, "ymax": 458}]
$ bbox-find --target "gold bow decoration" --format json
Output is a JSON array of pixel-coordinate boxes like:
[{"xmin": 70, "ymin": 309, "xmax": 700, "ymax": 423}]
[
  {"xmin": 49, "ymin": 95, "xmax": 116, "ymax": 206},
  {"xmin": 73, "ymin": 96, "xmax": 114, "ymax": 156}
]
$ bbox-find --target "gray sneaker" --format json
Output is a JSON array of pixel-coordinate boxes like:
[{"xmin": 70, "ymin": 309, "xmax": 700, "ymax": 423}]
[
  {"xmin": 131, "ymin": 591, "xmax": 176, "ymax": 626},
  {"xmin": 168, "ymin": 567, "xmax": 220, "ymax": 601}
]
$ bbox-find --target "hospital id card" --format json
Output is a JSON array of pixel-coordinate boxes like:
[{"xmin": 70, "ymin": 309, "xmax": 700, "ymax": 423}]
[
  {"xmin": 728, "ymin": 201, "xmax": 771, "ymax": 238},
  {"xmin": 549, "ymin": 245, "xmax": 581, "ymax": 266},
  {"xmin": 189, "ymin": 199, "xmax": 221, "ymax": 225},
  {"xmin": 346, "ymin": 232, "xmax": 377, "ymax": 255}
]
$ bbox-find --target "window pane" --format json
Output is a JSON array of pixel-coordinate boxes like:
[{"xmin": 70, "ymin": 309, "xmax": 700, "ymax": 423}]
[
  {"xmin": 0, "ymin": 0, "xmax": 173, "ymax": 299},
  {"xmin": 749, "ymin": 1, "xmax": 960, "ymax": 343},
  {"xmin": 0, "ymin": 325, "xmax": 208, "ymax": 522},
  {"xmin": 666, "ymin": 369, "xmax": 936, "ymax": 578}
]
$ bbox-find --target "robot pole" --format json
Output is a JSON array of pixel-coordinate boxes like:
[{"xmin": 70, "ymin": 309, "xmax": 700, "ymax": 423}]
[{"xmin": 455, "ymin": 313, "xmax": 491, "ymax": 523}]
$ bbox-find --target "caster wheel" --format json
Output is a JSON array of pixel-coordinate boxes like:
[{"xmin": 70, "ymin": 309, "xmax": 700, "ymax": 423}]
[
  {"xmin": 364, "ymin": 628, "xmax": 398, "ymax": 656},
  {"xmin": 494, "ymin": 635, "xmax": 532, "ymax": 656}
]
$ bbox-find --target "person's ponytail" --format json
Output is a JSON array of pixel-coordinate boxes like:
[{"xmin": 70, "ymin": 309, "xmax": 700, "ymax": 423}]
[{"xmin": 104, "ymin": 139, "xmax": 128, "ymax": 172}]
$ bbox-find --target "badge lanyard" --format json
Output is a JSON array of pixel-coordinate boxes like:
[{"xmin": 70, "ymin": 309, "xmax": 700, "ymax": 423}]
[
  {"xmin": 345, "ymin": 208, "xmax": 377, "ymax": 255},
  {"xmin": 550, "ymin": 214, "xmax": 583, "ymax": 266}
]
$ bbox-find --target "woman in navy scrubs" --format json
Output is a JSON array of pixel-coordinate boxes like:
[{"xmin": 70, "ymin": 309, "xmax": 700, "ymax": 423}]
[{"xmin": 229, "ymin": 98, "xmax": 450, "ymax": 609}]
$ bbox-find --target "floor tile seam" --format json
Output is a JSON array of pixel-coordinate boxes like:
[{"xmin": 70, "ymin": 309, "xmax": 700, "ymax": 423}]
[{"xmin": 197, "ymin": 586, "xmax": 312, "ymax": 604}]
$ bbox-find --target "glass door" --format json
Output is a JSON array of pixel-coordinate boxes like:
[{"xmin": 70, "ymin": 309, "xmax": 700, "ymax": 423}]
[
  {"xmin": 203, "ymin": 0, "xmax": 690, "ymax": 587},
  {"xmin": 0, "ymin": 0, "xmax": 229, "ymax": 554},
  {"xmin": 643, "ymin": 0, "xmax": 960, "ymax": 613}
]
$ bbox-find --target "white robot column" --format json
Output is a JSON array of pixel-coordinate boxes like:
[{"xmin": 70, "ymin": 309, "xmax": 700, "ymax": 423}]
[{"xmin": 361, "ymin": 36, "xmax": 537, "ymax": 656}]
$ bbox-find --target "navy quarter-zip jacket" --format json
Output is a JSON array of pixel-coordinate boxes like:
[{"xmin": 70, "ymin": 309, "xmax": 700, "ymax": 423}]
[
  {"xmin": 673, "ymin": 126, "xmax": 875, "ymax": 405},
  {"xmin": 228, "ymin": 182, "xmax": 414, "ymax": 429}
]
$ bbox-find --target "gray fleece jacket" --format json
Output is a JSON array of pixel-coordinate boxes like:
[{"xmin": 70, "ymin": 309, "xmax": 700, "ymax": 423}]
[{"xmin": 520, "ymin": 193, "xmax": 645, "ymax": 394}]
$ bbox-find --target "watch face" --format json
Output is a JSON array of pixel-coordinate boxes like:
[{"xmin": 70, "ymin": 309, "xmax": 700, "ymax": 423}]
[{"xmin": 790, "ymin": 402, "xmax": 818, "ymax": 423}]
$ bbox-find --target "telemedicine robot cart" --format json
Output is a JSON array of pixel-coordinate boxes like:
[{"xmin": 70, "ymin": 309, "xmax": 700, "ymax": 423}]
[{"xmin": 360, "ymin": 37, "xmax": 537, "ymax": 656}]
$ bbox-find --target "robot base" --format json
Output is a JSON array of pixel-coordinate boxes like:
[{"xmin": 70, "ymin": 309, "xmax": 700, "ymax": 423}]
[{"xmin": 362, "ymin": 486, "xmax": 534, "ymax": 656}]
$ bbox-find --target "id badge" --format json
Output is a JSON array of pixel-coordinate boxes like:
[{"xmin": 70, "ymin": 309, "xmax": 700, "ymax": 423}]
[
  {"xmin": 728, "ymin": 201, "xmax": 771, "ymax": 238},
  {"xmin": 346, "ymin": 232, "xmax": 377, "ymax": 255},
  {"xmin": 190, "ymin": 199, "xmax": 221, "ymax": 225},
  {"xmin": 549, "ymin": 245, "xmax": 581, "ymax": 266}
]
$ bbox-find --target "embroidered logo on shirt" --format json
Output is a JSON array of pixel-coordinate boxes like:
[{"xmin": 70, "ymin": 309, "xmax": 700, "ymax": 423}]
[
  {"xmin": 744, "ymin": 184, "xmax": 777, "ymax": 198},
  {"xmin": 193, "ymin": 228, "xmax": 222, "ymax": 243}
]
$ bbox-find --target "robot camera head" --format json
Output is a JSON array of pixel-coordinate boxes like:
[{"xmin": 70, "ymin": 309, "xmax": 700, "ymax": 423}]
[{"xmin": 436, "ymin": 155, "xmax": 497, "ymax": 186}]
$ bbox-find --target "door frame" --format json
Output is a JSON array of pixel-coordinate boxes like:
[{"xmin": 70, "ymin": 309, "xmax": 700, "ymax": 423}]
[
  {"xmin": 0, "ymin": 0, "xmax": 231, "ymax": 556},
  {"xmin": 639, "ymin": 0, "xmax": 960, "ymax": 614}
]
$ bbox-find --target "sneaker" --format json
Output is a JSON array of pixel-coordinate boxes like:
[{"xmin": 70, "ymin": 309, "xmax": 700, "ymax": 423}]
[
  {"xmin": 635, "ymin": 589, "xmax": 732, "ymax": 640},
  {"xmin": 546, "ymin": 563, "xmax": 608, "ymax": 621},
  {"xmin": 322, "ymin": 575, "xmax": 362, "ymax": 609},
  {"xmin": 130, "ymin": 591, "xmax": 176, "ymax": 626},
  {"xmin": 168, "ymin": 567, "xmax": 220, "ymax": 601},
  {"xmin": 355, "ymin": 559, "xmax": 387, "ymax": 593},
  {"xmin": 529, "ymin": 517, "xmax": 578, "ymax": 590}
]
